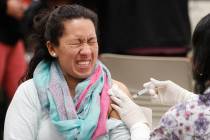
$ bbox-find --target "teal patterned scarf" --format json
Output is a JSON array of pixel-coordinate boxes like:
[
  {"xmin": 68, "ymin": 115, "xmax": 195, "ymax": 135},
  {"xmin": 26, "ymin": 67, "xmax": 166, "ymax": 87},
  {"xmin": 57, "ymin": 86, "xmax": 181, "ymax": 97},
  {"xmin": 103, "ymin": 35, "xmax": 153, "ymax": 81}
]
[{"xmin": 33, "ymin": 60, "xmax": 112, "ymax": 140}]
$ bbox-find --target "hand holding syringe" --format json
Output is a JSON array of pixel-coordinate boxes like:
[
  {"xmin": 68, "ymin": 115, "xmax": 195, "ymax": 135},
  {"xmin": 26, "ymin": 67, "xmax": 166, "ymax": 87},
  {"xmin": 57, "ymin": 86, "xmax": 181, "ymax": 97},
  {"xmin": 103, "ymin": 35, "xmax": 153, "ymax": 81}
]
[
  {"xmin": 132, "ymin": 80, "xmax": 158, "ymax": 99},
  {"xmin": 132, "ymin": 78, "xmax": 196, "ymax": 105}
]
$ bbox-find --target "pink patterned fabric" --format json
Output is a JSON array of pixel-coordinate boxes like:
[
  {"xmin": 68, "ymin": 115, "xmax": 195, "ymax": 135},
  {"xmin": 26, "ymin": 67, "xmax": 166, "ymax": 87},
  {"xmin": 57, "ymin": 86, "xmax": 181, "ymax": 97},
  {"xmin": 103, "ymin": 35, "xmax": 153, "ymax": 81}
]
[
  {"xmin": 92, "ymin": 76, "xmax": 110, "ymax": 140},
  {"xmin": 75, "ymin": 65, "xmax": 110, "ymax": 139},
  {"xmin": 76, "ymin": 66, "xmax": 101, "ymax": 110}
]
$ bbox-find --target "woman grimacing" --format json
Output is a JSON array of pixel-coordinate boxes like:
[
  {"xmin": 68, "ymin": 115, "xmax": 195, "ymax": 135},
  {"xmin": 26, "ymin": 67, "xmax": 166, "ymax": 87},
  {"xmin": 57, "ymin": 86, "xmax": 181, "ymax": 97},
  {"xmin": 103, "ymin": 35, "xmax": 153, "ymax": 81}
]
[{"xmin": 4, "ymin": 4, "xmax": 151, "ymax": 140}]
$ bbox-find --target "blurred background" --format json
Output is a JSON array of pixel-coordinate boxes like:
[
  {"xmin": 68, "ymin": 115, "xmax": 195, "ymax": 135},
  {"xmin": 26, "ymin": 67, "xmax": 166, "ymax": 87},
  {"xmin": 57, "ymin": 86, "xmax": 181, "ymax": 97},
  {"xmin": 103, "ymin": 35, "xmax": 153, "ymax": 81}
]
[{"xmin": 1, "ymin": 0, "xmax": 210, "ymax": 139}]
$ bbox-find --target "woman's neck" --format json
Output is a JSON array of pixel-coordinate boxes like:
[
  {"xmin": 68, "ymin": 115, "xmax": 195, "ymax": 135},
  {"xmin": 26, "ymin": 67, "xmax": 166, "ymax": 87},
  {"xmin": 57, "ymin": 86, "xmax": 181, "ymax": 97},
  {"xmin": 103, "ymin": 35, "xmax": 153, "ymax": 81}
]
[{"xmin": 65, "ymin": 75, "xmax": 82, "ymax": 97}]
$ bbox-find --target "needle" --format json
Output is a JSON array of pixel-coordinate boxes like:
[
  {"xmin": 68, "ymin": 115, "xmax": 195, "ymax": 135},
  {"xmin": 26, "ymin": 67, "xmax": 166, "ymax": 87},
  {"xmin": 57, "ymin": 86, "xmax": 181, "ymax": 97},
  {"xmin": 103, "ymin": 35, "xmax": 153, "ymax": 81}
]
[{"xmin": 132, "ymin": 88, "xmax": 149, "ymax": 99}]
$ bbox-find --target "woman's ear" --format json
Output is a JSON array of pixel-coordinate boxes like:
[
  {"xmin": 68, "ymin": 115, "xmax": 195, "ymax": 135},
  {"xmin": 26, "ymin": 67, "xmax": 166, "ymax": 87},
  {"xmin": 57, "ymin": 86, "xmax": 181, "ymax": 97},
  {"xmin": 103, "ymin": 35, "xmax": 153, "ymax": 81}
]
[{"xmin": 46, "ymin": 41, "xmax": 57, "ymax": 57}]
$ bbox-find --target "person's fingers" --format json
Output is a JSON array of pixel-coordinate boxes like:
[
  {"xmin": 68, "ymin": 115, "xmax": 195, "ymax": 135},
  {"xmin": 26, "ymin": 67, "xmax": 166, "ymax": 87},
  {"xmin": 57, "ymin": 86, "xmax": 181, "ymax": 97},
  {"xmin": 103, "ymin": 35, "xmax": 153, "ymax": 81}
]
[
  {"xmin": 110, "ymin": 96, "xmax": 122, "ymax": 106},
  {"xmin": 149, "ymin": 89, "xmax": 157, "ymax": 96},
  {"xmin": 149, "ymin": 87, "xmax": 160, "ymax": 103},
  {"xmin": 150, "ymin": 78, "xmax": 167, "ymax": 88},
  {"xmin": 150, "ymin": 89, "xmax": 158, "ymax": 99},
  {"xmin": 109, "ymin": 84, "xmax": 120, "ymax": 96},
  {"xmin": 143, "ymin": 81, "xmax": 151, "ymax": 88},
  {"xmin": 111, "ymin": 85, "xmax": 128, "ymax": 100},
  {"xmin": 143, "ymin": 82, "xmax": 156, "ymax": 90},
  {"xmin": 111, "ymin": 104, "xmax": 121, "ymax": 113}
]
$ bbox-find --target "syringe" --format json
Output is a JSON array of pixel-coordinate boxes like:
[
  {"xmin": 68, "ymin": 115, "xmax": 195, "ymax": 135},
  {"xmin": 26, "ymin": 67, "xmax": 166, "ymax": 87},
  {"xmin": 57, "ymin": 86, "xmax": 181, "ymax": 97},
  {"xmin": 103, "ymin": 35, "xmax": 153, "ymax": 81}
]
[{"xmin": 132, "ymin": 88, "xmax": 149, "ymax": 99}]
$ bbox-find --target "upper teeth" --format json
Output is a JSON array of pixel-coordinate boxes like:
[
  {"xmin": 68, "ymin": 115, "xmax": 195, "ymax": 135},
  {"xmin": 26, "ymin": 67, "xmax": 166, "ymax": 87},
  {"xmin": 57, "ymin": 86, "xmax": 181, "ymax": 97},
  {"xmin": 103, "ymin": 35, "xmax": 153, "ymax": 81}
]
[{"xmin": 78, "ymin": 61, "xmax": 90, "ymax": 65}]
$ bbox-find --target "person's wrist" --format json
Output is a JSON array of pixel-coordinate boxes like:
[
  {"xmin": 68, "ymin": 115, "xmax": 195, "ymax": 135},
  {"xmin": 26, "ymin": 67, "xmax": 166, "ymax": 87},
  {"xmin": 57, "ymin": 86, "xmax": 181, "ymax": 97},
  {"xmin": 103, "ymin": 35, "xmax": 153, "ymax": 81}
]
[
  {"xmin": 182, "ymin": 91, "xmax": 196, "ymax": 101},
  {"xmin": 130, "ymin": 121, "xmax": 151, "ymax": 139},
  {"xmin": 123, "ymin": 107, "xmax": 147, "ymax": 128},
  {"xmin": 130, "ymin": 121, "xmax": 150, "ymax": 132}
]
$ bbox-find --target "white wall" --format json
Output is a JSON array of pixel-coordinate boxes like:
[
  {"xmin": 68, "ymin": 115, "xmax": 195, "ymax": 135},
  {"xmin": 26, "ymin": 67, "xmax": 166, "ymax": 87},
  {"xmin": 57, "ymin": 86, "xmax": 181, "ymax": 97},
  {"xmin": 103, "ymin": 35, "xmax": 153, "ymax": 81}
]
[{"xmin": 189, "ymin": 1, "xmax": 210, "ymax": 32}]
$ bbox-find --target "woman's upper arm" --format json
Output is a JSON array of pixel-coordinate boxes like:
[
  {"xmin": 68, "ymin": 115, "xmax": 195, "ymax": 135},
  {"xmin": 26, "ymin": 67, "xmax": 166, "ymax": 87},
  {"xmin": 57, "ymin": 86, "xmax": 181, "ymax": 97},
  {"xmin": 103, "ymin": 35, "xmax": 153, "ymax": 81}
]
[
  {"xmin": 109, "ymin": 80, "xmax": 131, "ymax": 119},
  {"xmin": 112, "ymin": 80, "xmax": 131, "ymax": 98},
  {"xmin": 4, "ymin": 80, "xmax": 41, "ymax": 140}
]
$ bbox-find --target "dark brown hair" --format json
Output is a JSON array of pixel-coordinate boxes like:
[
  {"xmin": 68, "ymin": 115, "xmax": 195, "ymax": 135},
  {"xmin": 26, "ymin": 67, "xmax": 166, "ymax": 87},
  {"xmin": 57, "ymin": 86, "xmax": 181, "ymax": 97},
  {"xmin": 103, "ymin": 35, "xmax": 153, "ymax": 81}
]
[
  {"xmin": 192, "ymin": 13, "xmax": 210, "ymax": 94},
  {"xmin": 24, "ymin": 4, "xmax": 98, "ymax": 80}
]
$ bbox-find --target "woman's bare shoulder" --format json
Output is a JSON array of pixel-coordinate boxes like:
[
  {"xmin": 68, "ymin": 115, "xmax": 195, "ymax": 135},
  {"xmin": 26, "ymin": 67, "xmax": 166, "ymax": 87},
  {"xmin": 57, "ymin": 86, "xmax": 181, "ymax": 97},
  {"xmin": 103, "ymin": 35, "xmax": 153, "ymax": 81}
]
[
  {"xmin": 108, "ymin": 80, "xmax": 132, "ymax": 119},
  {"xmin": 112, "ymin": 80, "xmax": 132, "ymax": 98}
]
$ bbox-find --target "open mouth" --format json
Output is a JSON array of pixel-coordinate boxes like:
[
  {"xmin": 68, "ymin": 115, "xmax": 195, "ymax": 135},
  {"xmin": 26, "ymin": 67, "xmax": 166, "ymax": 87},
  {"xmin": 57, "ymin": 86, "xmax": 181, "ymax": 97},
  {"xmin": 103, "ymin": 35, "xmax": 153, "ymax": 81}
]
[{"xmin": 77, "ymin": 60, "xmax": 91, "ymax": 68}]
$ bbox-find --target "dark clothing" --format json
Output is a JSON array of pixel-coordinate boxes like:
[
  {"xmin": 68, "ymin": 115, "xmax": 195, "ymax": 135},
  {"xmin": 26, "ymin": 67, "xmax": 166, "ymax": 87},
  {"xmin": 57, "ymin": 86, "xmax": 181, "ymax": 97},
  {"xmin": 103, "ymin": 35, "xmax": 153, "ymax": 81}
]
[
  {"xmin": 26, "ymin": 0, "xmax": 192, "ymax": 56},
  {"xmin": 80, "ymin": 0, "xmax": 191, "ymax": 56},
  {"xmin": 0, "ymin": 0, "xmax": 23, "ymax": 46},
  {"xmin": 22, "ymin": 0, "xmax": 48, "ymax": 40}
]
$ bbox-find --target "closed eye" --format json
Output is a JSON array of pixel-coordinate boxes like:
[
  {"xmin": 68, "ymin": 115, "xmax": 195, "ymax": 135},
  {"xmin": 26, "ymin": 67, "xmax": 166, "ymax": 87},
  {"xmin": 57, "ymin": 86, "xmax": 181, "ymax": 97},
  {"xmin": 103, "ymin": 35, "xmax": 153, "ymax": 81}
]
[
  {"xmin": 88, "ymin": 37, "xmax": 97, "ymax": 45},
  {"xmin": 66, "ymin": 40, "xmax": 81, "ymax": 47}
]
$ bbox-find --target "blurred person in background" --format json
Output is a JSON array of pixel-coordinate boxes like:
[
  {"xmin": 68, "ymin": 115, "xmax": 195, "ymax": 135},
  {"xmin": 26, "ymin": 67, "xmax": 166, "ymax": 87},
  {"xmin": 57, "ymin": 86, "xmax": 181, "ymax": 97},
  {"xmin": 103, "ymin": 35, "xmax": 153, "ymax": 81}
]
[
  {"xmin": 0, "ymin": 0, "xmax": 27, "ymax": 101},
  {"xmin": 0, "ymin": 0, "xmax": 28, "ymax": 139}
]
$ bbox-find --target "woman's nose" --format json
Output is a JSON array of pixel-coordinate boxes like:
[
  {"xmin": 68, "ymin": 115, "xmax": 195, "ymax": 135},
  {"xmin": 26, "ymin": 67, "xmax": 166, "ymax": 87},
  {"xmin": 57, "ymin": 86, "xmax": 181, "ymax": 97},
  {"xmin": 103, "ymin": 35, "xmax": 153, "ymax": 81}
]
[{"xmin": 79, "ymin": 43, "xmax": 92, "ymax": 55}]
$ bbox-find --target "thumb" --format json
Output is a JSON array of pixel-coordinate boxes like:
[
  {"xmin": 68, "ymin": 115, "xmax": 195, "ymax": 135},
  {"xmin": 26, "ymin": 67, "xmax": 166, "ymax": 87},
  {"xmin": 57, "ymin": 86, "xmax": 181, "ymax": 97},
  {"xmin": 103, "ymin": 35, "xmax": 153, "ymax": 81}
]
[
  {"xmin": 150, "ymin": 78, "xmax": 167, "ymax": 88},
  {"xmin": 110, "ymin": 96, "xmax": 122, "ymax": 106}
]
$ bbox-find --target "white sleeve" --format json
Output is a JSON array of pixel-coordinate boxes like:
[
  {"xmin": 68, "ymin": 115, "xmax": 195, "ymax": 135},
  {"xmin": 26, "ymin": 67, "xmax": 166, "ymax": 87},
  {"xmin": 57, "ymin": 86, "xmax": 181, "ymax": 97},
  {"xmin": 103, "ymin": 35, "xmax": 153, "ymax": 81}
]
[
  {"xmin": 4, "ymin": 80, "xmax": 41, "ymax": 140},
  {"xmin": 130, "ymin": 122, "xmax": 150, "ymax": 140}
]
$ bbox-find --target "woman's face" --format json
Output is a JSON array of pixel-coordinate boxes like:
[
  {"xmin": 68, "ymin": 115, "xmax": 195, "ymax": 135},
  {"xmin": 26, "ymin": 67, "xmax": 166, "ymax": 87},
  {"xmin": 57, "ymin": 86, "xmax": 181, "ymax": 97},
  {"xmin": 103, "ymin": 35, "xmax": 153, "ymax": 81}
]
[{"xmin": 53, "ymin": 18, "xmax": 98, "ymax": 81}]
